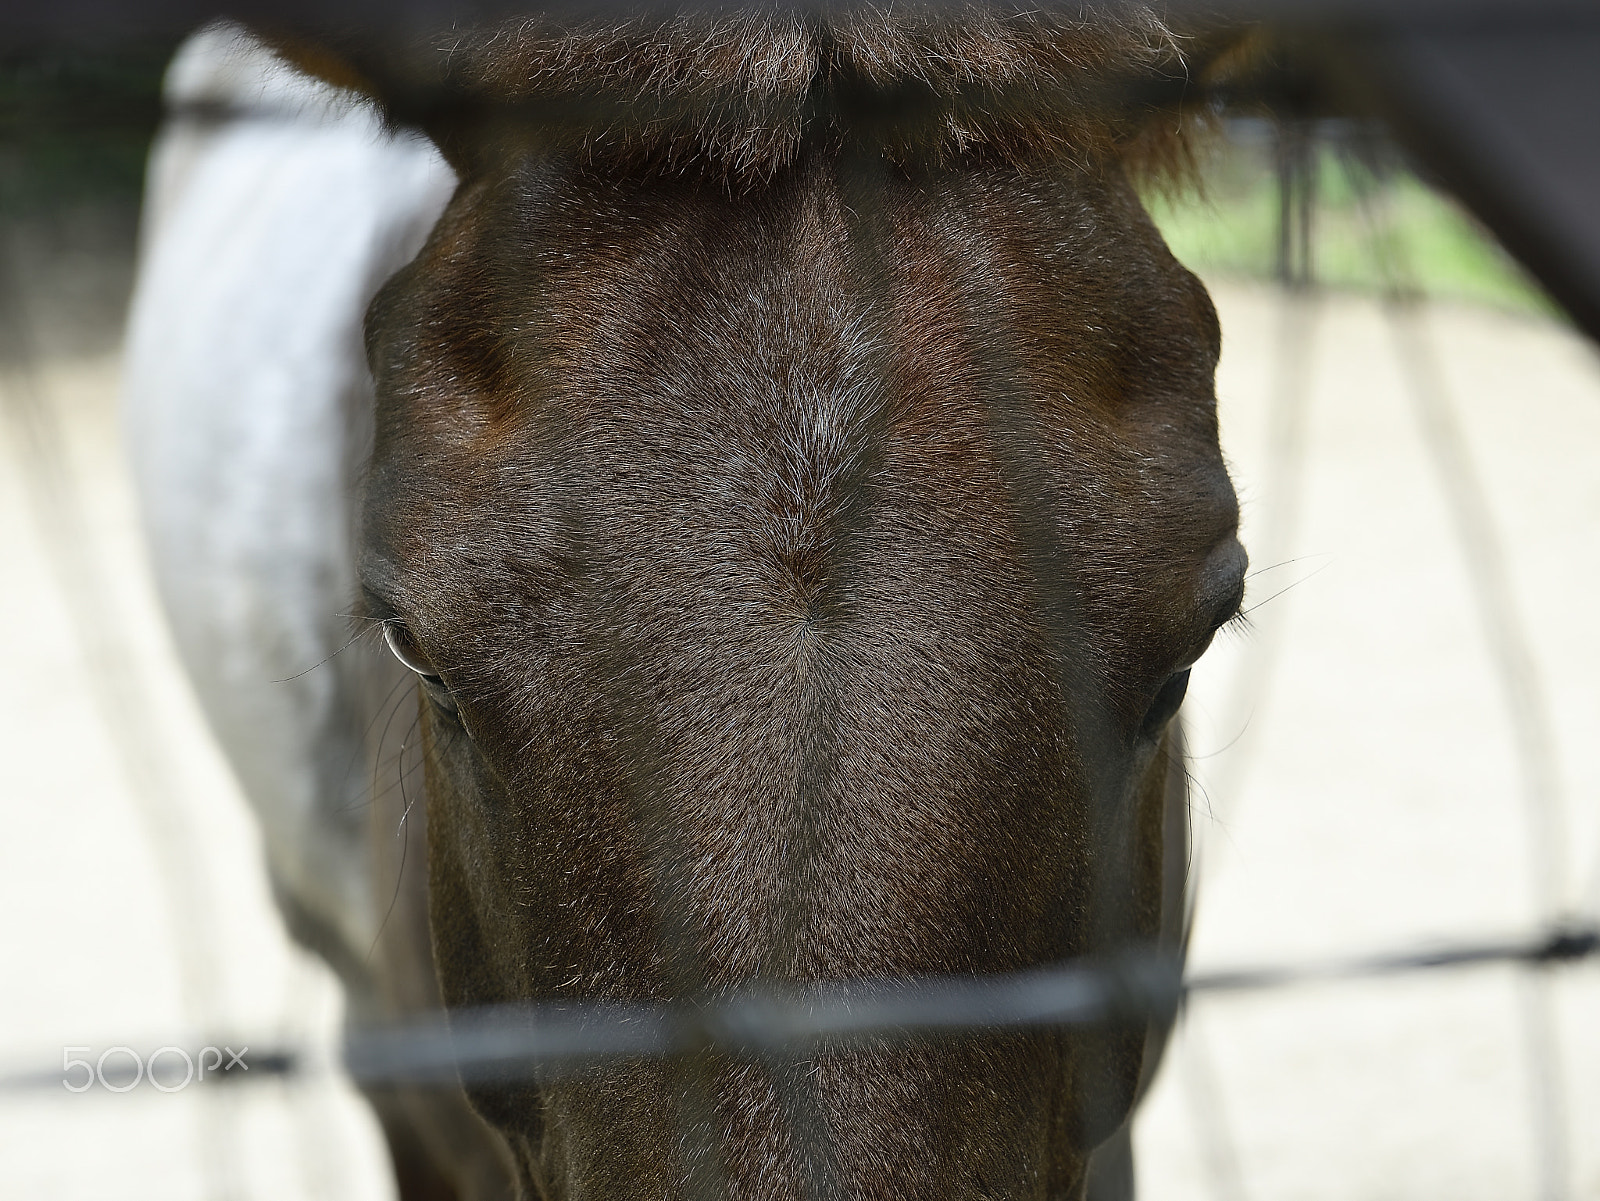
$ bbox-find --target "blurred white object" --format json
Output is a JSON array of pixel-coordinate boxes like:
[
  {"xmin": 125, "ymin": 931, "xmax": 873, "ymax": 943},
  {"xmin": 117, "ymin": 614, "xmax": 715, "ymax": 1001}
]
[{"xmin": 122, "ymin": 22, "xmax": 455, "ymax": 980}]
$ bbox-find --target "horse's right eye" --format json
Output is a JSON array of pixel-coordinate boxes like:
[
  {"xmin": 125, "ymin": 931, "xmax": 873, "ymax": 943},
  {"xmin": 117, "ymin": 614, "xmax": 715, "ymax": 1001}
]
[
  {"xmin": 383, "ymin": 620, "xmax": 442, "ymax": 681},
  {"xmin": 382, "ymin": 621, "xmax": 462, "ymax": 718}
]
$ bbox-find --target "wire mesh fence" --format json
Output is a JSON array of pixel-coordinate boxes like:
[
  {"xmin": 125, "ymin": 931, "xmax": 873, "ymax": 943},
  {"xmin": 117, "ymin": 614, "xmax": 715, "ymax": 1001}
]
[{"xmin": 2, "ymin": 7, "xmax": 1600, "ymax": 1201}]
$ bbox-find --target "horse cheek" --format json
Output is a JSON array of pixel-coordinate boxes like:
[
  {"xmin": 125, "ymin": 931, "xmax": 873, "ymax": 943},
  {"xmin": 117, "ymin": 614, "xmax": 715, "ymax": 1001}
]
[
  {"xmin": 1060, "ymin": 730, "xmax": 1186, "ymax": 1155},
  {"xmin": 421, "ymin": 716, "xmax": 545, "ymax": 1139},
  {"xmin": 1127, "ymin": 724, "xmax": 1189, "ymax": 1102},
  {"xmin": 1132, "ymin": 725, "xmax": 1186, "ymax": 954}
]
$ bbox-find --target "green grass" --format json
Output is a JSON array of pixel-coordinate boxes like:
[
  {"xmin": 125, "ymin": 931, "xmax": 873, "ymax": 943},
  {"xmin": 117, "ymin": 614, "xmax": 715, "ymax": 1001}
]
[{"xmin": 1144, "ymin": 138, "xmax": 1557, "ymax": 320}]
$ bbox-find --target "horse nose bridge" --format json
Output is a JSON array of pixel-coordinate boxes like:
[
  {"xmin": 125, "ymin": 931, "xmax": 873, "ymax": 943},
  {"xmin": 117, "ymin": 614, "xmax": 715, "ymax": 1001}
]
[
  {"xmin": 799, "ymin": 1041, "xmax": 1066, "ymax": 1200},
  {"xmin": 651, "ymin": 702, "xmax": 1080, "ymax": 987},
  {"xmin": 594, "ymin": 1041, "xmax": 1066, "ymax": 1201},
  {"xmin": 617, "ymin": 532, "xmax": 1081, "ymax": 980},
  {"xmin": 529, "ymin": 1041, "xmax": 1070, "ymax": 1201}
]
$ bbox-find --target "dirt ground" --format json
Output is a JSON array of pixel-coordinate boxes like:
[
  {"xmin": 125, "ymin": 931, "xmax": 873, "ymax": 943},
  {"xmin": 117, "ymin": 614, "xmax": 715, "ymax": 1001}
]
[{"xmin": 1, "ymin": 223, "xmax": 1598, "ymax": 1199}]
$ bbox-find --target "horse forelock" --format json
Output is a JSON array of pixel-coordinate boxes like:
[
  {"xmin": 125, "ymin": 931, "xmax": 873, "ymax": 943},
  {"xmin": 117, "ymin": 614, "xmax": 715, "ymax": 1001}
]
[{"xmin": 274, "ymin": 3, "xmax": 1218, "ymax": 183}]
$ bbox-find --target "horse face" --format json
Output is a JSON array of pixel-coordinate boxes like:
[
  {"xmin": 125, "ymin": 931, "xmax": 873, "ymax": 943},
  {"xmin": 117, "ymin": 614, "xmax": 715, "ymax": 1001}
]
[{"xmin": 357, "ymin": 148, "xmax": 1242, "ymax": 1198}]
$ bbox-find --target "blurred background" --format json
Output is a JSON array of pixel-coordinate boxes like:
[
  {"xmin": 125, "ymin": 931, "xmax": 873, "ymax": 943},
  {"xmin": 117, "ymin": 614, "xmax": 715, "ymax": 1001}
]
[{"xmin": 1, "ymin": 13, "xmax": 1598, "ymax": 1200}]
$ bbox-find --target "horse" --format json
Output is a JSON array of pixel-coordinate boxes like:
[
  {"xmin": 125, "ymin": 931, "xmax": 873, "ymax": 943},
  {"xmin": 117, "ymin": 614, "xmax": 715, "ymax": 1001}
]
[{"xmin": 122, "ymin": 9, "xmax": 1247, "ymax": 1201}]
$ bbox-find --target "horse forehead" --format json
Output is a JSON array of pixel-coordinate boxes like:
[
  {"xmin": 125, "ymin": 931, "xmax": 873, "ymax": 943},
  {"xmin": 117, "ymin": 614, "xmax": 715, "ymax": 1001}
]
[
  {"xmin": 382, "ymin": 158, "xmax": 1183, "ymax": 410},
  {"xmin": 369, "ymin": 164, "xmax": 1228, "ymax": 606}
]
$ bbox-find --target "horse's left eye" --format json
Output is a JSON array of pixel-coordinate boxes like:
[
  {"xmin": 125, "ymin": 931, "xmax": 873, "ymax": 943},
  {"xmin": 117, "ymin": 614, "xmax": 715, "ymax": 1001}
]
[{"xmin": 1139, "ymin": 668, "xmax": 1191, "ymax": 740}]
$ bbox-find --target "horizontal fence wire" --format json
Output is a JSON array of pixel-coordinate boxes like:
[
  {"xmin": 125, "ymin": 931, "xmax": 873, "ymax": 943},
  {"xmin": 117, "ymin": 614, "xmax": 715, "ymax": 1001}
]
[
  {"xmin": 3, "ymin": 923, "xmax": 1595, "ymax": 1094},
  {"xmin": 349, "ymin": 924, "xmax": 1600, "ymax": 1085}
]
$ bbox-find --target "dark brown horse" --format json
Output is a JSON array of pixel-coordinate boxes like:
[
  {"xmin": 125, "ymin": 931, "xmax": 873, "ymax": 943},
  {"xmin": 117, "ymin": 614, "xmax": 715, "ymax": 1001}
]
[{"xmin": 128, "ymin": 8, "xmax": 1246, "ymax": 1200}]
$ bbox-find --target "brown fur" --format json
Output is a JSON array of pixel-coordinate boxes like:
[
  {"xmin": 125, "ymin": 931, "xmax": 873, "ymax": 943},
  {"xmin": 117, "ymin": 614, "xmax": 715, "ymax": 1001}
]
[{"xmin": 264, "ymin": 7, "xmax": 1248, "ymax": 1200}]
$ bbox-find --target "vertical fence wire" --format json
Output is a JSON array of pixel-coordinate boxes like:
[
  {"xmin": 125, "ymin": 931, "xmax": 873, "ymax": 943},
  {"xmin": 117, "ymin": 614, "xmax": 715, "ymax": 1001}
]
[
  {"xmin": 1197, "ymin": 117, "xmax": 1322, "ymax": 833},
  {"xmin": 0, "ymin": 216, "xmax": 244, "ymax": 1197},
  {"xmin": 548, "ymin": 348, "xmax": 735, "ymax": 1201},
  {"xmin": 1173, "ymin": 116, "xmax": 1322, "ymax": 1201},
  {"xmin": 931, "ymin": 155, "xmax": 1156, "ymax": 1169},
  {"xmin": 1176, "ymin": 1009, "xmax": 1252, "ymax": 1201},
  {"xmin": 1345, "ymin": 140, "xmax": 1573, "ymax": 1201}
]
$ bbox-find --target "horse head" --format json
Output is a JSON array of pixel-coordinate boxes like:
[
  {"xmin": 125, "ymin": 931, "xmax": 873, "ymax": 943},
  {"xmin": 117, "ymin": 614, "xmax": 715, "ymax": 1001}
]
[{"xmin": 273, "ymin": 9, "xmax": 1247, "ymax": 1198}]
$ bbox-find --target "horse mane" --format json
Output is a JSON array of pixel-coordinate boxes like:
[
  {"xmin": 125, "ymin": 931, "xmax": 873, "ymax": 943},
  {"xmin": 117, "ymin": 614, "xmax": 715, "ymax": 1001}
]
[{"xmin": 273, "ymin": 4, "xmax": 1230, "ymax": 182}]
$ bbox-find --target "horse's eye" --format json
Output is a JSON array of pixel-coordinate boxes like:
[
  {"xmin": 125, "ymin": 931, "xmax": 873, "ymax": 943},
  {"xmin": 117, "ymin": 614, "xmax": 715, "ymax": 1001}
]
[
  {"xmin": 382, "ymin": 620, "xmax": 441, "ymax": 680},
  {"xmin": 383, "ymin": 621, "xmax": 461, "ymax": 717},
  {"xmin": 1139, "ymin": 668, "xmax": 1191, "ymax": 741}
]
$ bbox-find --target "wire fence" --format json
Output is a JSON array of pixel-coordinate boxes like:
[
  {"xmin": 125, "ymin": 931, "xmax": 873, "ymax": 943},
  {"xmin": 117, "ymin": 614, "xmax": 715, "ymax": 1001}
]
[{"xmin": 2, "ymin": 10, "xmax": 1599, "ymax": 1201}]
